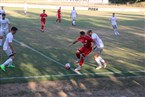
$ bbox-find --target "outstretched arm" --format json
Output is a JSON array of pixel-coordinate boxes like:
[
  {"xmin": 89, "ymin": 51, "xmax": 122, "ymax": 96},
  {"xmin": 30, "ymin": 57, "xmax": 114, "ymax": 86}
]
[{"xmin": 69, "ymin": 40, "xmax": 78, "ymax": 47}]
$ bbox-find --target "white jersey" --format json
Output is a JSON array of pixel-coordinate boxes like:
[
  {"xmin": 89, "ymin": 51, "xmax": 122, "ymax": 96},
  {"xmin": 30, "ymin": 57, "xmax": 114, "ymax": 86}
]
[
  {"xmin": 3, "ymin": 32, "xmax": 13, "ymax": 50},
  {"xmin": 1, "ymin": 18, "xmax": 10, "ymax": 30},
  {"xmin": 71, "ymin": 10, "xmax": 77, "ymax": 18},
  {"xmin": 91, "ymin": 33, "xmax": 104, "ymax": 48},
  {"xmin": 110, "ymin": 16, "xmax": 117, "ymax": 25}
]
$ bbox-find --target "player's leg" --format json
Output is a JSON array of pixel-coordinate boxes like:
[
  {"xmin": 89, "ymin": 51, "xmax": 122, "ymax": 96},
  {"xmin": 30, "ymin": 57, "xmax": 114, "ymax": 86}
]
[
  {"xmin": 41, "ymin": 21, "xmax": 45, "ymax": 32},
  {"xmin": 74, "ymin": 47, "xmax": 85, "ymax": 71},
  {"xmin": 112, "ymin": 25, "xmax": 117, "ymax": 35},
  {"xmin": 0, "ymin": 49, "xmax": 15, "ymax": 71},
  {"xmin": 0, "ymin": 31, "xmax": 3, "ymax": 47},
  {"xmin": 115, "ymin": 24, "xmax": 119, "ymax": 35},
  {"xmin": 113, "ymin": 25, "xmax": 119, "ymax": 35},
  {"xmin": 75, "ymin": 47, "xmax": 92, "ymax": 71},
  {"xmin": 72, "ymin": 17, "xmax": 76, "ymax": 26},
  {"xmin": 94, "ymin": 47, "xmax": 103, "ymax": 69},
  {"xmin": 59, "ymin": 17, "xmax": 61, "ymax": 23},
  {"xmin": 98, "ymin": 48, "xmax": 107, "ymax": 68}
]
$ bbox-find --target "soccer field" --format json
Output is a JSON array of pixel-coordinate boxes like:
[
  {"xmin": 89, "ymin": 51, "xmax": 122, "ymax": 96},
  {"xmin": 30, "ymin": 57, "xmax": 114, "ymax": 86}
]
[{"xmin": 0, "ymin": 7, "xmax": 144, "ymax": 83}]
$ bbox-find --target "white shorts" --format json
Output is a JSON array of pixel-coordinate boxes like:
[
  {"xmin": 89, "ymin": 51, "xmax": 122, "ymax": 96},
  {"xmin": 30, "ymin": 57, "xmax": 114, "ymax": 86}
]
[
  {"xmin": 4, "ymin": 48, "xmax": 13, "ymax": 57},
  {"xmin": 72, "ymin": 17, "xmax": 76, "ymax": 20},
  {"xmin": 2, "ymin": 29, "xmax": 9, "ymax": 36},
  {"xmin": 94, "ymin": 47, "xmax": 103, "ymax": 55}
]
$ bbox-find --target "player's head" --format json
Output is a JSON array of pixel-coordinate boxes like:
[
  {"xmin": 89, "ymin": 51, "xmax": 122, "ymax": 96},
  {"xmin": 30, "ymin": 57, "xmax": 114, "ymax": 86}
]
[
  {"xmin": 73, "ymin": 7, "xmax": 75, "ymax": 10},
  {"xmin": 59, "ymin": 7, "xmax": 61, "ymax": 9},
  {"xmin": 11, "ymin": 26, "xmax": 18, "ymax": 35},
  {"xmin": 43, "ymin": 9, "xmax": 45, "ymax": 13},
  {"xmin": 87, "ymin": 30, "xmax": 92, "ymax": 36},
  {"xmin": 112, "ymin": 13, "xmax": 115, "ymax": 16},
  {"xmin": 2, "ymin": 13, "xmax": 6, "ymax": 19},
  {"xmin": 80, "ymin": 31, "xmax": 85, "ymax": 37}
]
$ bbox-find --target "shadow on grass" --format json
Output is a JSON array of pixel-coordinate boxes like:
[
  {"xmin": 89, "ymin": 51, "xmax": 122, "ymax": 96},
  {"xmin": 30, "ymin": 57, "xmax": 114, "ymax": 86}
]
[{"xmin": 0, "ymin": 8, "xmax": 145, "ymax": 97}]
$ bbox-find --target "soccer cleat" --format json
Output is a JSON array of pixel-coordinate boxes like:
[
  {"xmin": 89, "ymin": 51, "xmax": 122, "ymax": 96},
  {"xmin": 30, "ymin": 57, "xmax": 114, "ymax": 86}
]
[
  {"xmin": 101, "ymin": 61, "xmax": 107, "ymax": 68},
  {"xmin": 96, "ymin": 66, "xmax": 102, "ymax": 70},
  {"xmin": 75, "ymin": 66, "xmax": 81, "ymax": 71},
  {"xmin": 7, "ymin": 64, "xmax": 15, "ymax": 68},
  {"xmin": 0, "ymin": 65, "xmax": 6, "ymax": 72}
]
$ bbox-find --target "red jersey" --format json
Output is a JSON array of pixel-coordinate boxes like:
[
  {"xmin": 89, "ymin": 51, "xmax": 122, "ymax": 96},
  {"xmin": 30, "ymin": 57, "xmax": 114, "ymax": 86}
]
[
  {"xmin": 77, "ymin": 35, "xmax": 94, "ymax": 48},
  {"xmin": 40, "ymin": 13, "xmax": 48, "ymax": 21},
  {"xmin": 57, "ymin": 9, "xmax": 61, "ymax": 15}
]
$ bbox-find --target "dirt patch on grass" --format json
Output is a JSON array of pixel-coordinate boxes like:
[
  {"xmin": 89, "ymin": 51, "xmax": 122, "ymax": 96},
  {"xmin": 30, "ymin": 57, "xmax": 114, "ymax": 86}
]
[{"xmin": 0, "ymin": 76, "xmax": 145, "ymax": 97}]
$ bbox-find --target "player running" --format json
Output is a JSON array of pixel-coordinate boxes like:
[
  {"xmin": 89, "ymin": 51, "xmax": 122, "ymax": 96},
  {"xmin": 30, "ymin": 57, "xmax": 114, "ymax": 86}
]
[
  {"xmin": 71, "ymin": 7, "xmax": 77, "ymax": 26},
  {"xmin": 69, "ymin": 31, "xmax": 94, "ymax": 71},
  {"xmin": 40, "ymin": 9, "xmax": 48, "ymax": 32},
  {"xmin": 0, "ymin": 13, "xmax": 10, "ymax": 47},
  {"xmin": 0, "ymin": 27, "xmax": 18, "ymax": 72},
  {"xmin": 109, "ymin": 13, "xmax": 120, "ymax": 35},
  {"xmin": 87, "ymin": 30, "xmax": 107, "ymax": 69},
  {"xmin": 56, "ymin": 7, "xmax": 61, "ymax": 23}
]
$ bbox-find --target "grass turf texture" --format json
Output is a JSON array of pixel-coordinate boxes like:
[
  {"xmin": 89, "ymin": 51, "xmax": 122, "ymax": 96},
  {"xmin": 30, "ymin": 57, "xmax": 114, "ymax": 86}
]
[{"xmin": 0, "ymin": 7, "xmax": 144, "ymax": 83}]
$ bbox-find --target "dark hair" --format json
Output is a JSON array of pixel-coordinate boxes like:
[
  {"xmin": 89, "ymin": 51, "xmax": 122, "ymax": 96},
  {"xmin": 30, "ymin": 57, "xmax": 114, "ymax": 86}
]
[
  {"xmin": 80, "ymin": 31, "xmax": 85, "ymax": 35},
  {"xmin": 11, "ymin": 26, "xmax": 18, "ymax": 31},
  {"xmin": 87, "ymin": 30, "xmax": 92, "ymax": 33},
  {"xmin": 2, "ymin": 13, "xmax": 6, "ymax": 16},
  {"xmin": 43, "ymin": 9, "xmax": 45, "ymax": 12}
]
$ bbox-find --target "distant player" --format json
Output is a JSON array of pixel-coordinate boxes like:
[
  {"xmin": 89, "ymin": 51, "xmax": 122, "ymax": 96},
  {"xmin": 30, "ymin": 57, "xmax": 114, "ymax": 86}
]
[
  {"xmin": 56, "ymin": 7, "xmax": 61, "ymax": 23},
  {"xmin": 69, "ymin": 31, "xmax": 94, "ymax": 71},
  {"xmin": 0, "ymin": 6, "xmax": 5, "ymax": 18},
  {"xmin": 40, "ymin": 9, "xmax": 48, "ymax": 32},
  {"xmin": 0, "ymin": 27, "xmax": 18, "ymax": 72},
  {"xmin": 71, "ymin": 7, "xmax": 77, "ymax": 26},
  {"xmin": 0, "ymin": 13, "xmax": 10, "ymax": 46},
  {"xmin": 87, "ymin": 30, "xmax": 107, "ymax": 69},
  {"xmin": 24, "ymin": 2, "xmax": 28, "ymax": 15},
  {"xmin": 110, "ymin": 13, "xmax": 120, "ymax": 35}
]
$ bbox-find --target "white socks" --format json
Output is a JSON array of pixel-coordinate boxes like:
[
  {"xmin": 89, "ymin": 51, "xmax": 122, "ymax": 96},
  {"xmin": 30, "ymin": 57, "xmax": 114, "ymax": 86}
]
[
  {"xmin": 72, "ymin": 20, "xmax": 75, "ymax": 25},
  {"xmin": 2, "ymin": 58, "xmax": 13, "ymax": 66},
  {"xmin": 114, "ymin": 29, "xmax": 120, "ymax": 35},
  {"xmin": 95, "ymin": 57, "xmax": 102, "ymax": 66},
  {"xmin": 98, "ymin": 56, "xmax": 105, "ymax": 63}
]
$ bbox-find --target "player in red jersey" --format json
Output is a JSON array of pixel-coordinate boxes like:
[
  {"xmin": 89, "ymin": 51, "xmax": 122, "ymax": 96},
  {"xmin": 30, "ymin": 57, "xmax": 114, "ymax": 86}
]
[
  {"xmin": 56, "ymin": 7, "xmax": 61, "ymax": 23},
  {"xmin": 70, "ymin": 31, "xmax": 94, "ymax": 71},
  {"xmin": 40, "ymin": 9, "xmax": 48, "ymax": 32}
]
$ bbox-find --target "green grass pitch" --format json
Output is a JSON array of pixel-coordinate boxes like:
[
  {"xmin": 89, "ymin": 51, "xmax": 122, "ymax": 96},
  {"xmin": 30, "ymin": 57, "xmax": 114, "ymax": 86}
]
[{"xmin": 0, "ymin": 7, "xmax": 144, "ymax": 83}]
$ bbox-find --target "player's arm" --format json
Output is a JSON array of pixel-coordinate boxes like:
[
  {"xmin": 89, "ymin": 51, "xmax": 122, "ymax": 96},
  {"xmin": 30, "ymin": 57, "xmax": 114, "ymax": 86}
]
[{"xmin": 69, "ymin": 40, "xmax": 78, "ymax": 47}]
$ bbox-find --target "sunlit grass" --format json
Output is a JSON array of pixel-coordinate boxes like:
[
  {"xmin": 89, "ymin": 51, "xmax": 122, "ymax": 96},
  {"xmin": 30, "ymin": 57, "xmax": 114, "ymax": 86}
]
[{"xmin": 0, "ymin": 7, "xmax": 144, "ymax": 82}]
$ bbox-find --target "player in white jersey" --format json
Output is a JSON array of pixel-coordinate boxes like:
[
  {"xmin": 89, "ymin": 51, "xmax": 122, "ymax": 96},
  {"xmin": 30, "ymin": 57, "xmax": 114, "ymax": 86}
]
[
  {"xmin": 0, "ymin": 27, "xmax": 18, "ymax": 72},
  {"xmin": 24, "ymin": 2, "xmax": 28, "ymax": 15},
  {"xmin": 0, "ymin": 13, "xmax": 10, "ymax": 46},
  {"xmin": 71, "ymin": 7, "xmax": 77, "ymax": 26},
  {"xmin": 0, "ymin": 6, "xmax": 5, "ymax": 18},
  {"xmin": 87, "ymin": 30, "xmax": 107, "ymax": 69},
  {"xmin": 110, "ymin": 13, "xmax": 120, "ymax": 35}
]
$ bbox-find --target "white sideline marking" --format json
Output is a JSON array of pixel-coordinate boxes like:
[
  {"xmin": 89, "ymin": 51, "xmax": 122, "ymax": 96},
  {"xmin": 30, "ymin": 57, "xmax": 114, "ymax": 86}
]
[
  {"xmin": 0, "ymin": 70, "xmax": 145, "ymax": 80},
  {"xmin": 13, "ymin": 39, "xmax": 80, "ymax": 74},
  {"xmin": 14, "ymin": 39, "xmax": 64, "ymax": 67}
]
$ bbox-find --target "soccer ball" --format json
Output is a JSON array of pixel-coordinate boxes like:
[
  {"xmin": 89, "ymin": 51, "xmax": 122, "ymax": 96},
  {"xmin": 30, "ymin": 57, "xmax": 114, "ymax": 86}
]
[{"xmin": 65, "ymin": 63, "xmax": 71, "ymax": 70}]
